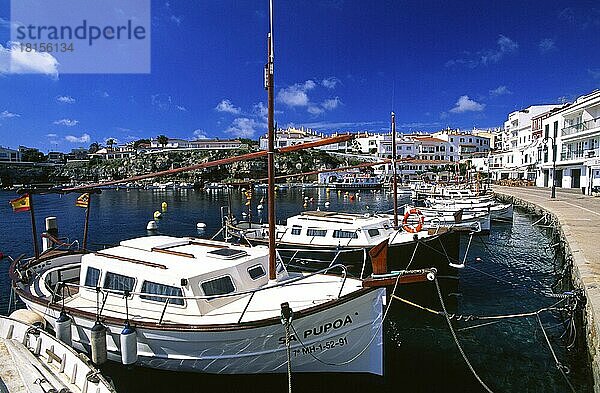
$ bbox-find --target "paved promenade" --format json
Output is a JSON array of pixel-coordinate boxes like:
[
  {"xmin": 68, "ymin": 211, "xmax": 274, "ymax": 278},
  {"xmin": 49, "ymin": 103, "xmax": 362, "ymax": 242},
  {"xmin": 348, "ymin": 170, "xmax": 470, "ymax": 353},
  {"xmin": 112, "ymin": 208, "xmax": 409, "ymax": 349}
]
[{"xmin": 493, "ymin": 185, "xmax": 600, "ymax": 389}]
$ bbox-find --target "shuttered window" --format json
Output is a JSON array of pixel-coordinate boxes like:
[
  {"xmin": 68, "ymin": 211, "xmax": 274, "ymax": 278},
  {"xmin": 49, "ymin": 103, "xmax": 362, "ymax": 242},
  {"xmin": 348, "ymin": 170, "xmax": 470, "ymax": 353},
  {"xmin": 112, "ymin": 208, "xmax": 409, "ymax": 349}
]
[{"xmin": 141, "ymin": 281, "xmax": 184, "ymax": 306}]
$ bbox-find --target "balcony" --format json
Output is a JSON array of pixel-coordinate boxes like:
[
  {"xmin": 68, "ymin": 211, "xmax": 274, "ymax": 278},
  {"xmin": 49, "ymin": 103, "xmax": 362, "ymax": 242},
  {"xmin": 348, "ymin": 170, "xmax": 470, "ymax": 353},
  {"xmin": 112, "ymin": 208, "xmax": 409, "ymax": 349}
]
[
  {"xmin": 562, "ymin": 117, "xmax": 600, "ymax": 137},
  {"xmin": 560, "ymin": 148, "xmax": 600, "ymax": 161}
]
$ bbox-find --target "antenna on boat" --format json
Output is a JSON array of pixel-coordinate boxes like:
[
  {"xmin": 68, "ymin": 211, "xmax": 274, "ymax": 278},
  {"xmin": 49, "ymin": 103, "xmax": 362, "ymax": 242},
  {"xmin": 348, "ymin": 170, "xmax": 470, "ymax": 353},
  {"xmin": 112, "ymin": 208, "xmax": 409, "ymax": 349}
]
[
  {"xmin": 266, "ymin": 0, "xmax": 276, "ymax": 280},
  {"xmin": 391, "ymin": 111, "xmax": 399, "ymax": 229}
]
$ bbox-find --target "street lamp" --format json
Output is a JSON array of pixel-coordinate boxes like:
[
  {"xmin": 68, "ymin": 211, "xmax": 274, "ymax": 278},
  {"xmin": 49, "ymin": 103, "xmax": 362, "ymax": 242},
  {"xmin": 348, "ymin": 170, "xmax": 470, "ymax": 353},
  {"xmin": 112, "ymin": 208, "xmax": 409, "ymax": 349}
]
[{"xmin": 543, "ymin": 136, "xmax": 557, "ymax": 199}]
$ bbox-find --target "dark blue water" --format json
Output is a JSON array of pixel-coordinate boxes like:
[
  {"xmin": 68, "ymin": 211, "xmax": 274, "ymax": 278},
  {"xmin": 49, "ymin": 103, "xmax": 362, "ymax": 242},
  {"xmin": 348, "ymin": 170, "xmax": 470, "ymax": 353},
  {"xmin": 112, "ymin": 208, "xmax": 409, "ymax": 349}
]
[{"xmin": 0, "ymin": 189, "xmax": 592, "ymax": 392}]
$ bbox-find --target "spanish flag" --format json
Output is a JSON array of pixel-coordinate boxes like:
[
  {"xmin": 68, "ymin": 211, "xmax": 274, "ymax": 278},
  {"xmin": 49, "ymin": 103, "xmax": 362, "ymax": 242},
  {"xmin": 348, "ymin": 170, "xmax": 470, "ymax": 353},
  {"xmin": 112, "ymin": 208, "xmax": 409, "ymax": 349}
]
[
  {"xmin": 75, "ymin": 193, "xmax": 90, "ymax": 208},
  {"xmin": 9, "ymin": 194, "xmax": 30, "ymax": 212}
]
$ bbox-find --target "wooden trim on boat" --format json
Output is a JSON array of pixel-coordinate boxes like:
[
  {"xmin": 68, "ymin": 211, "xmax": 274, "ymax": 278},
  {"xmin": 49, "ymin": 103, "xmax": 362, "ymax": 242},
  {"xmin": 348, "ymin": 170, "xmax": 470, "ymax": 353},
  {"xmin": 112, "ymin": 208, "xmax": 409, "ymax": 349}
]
[
  {"xmin": 189, "ymin": 240, "xmax": 228, "ymax": 248},
  {"xmin": 94, "ymin": 252, "xmax": 167, "ymax": 269},
  {"xmin": 151, "ymin": 247, "xmax": 195, "ymax": 258}
]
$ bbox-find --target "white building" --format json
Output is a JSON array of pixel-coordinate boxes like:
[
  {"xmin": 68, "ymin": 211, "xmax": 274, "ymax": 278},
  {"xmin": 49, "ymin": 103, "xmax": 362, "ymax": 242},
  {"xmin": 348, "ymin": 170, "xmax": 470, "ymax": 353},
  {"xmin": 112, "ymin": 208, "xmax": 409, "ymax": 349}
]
[
  {"xmin": 432, "ymin": 129, "xmax": 491, "ymax": 160},
  {"xmin": 258, "ymin": 127, "xmax": 323, "ymax": 150},
  {"xmin": 149, "ymin": 138, "xmax": 247, "ymax": 151},
  {"xmin": 491, "ymin": 104, "xmax": 560, "ymax": 180},
  {"xmin": 0, "ymin": 146, "xmax": 22, "ymax": 162},
  {"xmin": 535, "ymin": 90, "xmax": 600, "ymax": 193}
]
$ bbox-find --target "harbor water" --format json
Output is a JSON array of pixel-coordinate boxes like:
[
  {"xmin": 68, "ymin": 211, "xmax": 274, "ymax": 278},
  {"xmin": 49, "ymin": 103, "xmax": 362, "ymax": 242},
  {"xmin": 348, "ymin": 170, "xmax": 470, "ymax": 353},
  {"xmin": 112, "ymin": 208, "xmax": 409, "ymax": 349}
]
[{"xmin": 0, "ymin": 188, "xmax": 593, "ymax": 392}]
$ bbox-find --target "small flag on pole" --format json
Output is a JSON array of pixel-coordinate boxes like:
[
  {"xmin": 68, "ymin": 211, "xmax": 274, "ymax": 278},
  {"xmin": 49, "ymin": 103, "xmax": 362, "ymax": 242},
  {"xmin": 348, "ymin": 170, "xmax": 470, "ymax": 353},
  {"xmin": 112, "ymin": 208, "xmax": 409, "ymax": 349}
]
[
  {"xmin": 75, "ymin": 193, "xmax": 90, "ymax": 208},
  {"xmin": 9, "ymin": 194, "xmax": 31, "ymax": 212}
]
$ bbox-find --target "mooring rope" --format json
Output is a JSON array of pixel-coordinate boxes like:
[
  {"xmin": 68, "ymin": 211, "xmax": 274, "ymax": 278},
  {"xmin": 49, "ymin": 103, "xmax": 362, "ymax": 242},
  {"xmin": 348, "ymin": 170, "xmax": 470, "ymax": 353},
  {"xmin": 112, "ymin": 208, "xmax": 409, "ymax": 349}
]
[
  {"xmin": 434, "ymin": 277, "xmax": 495, "ymax": 393},
  {"xmin": 536, "ymin": 313, "xmax": 577, "ymax": 393}
]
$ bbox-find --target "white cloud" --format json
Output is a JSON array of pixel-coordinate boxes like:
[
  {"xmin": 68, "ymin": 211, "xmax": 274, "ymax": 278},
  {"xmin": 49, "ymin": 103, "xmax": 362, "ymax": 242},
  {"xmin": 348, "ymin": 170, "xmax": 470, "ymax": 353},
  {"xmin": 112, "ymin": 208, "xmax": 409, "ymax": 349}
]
[
  {"xmin": 56, "ymin": 95, "xmax": 75, "ymax": 104},
  {"xmin": 226, "ymin": 117, "xmax": 262, "ymax": 138},
  {"xmin": 215, "ymin": 99, "xmax": 242, "ymax": 115},
  {"xmin": 176, "ymin": 105, "xmax": 187, "ymax": 111},
  {"xmin": 46, "ymin": 133, "xmax": 58, "ymax": 138},
  {"xmin": 101, "ymin": 91, "xmax": 110, "ymax": 98},
  {"xmin": 446, "ymin": 35, "xmax": 518, "ymax": 68},
  {"xmin": 322, "ymin": 97, "xmax": 341, "ymax": 110},
  {"xmin": 449, "ymin": 95, "xmax": 486, "ymax": 113},
  {"xmin": 322, "ymin": 77, "xmax": 341, "ymax": 89},
  {"xmin": 151, "ymin": 94, "xmax": 173, "ymax": 111},
  {"xmin": 54, "ymin": 118, "xmax": 79, "ymax": 127},
  {"xmin": 277, "ymin": 80, "xmax": 316, "ymax": 107},
  {"xmin": 307, "ymin": 105, "xmax": 324, "ymax": 115},
  {"xmin": 588, "ymin": 68, "xmax": 600, "ymax": 79},
  {"xmin": 253, "ymin": 102, "xmax": 268, "ymax": 120},
  {"xmin": 193, "ymin": 129, "xmax": 208, "ymax": 139},
  {"xmin": 480, "ymin": 35, "xmax": 518, "ymax": 65},
  {"xmin": 0, "ymin": 42, "xmax": 59, "ymax": 78},
  {"xmin": 539, "ymin": 38, "xmax": 557, "ymax": 54},
  {"xmin": 0, "ymin": 110, "xmax": 20, "ymax": 118},
  {"xmin": 65, "ymin": 133, "xmax": 90, "ymax": 143},
  {"xmin": 489, "ymin": 85, "xmax": 512, "ymax": 97}
]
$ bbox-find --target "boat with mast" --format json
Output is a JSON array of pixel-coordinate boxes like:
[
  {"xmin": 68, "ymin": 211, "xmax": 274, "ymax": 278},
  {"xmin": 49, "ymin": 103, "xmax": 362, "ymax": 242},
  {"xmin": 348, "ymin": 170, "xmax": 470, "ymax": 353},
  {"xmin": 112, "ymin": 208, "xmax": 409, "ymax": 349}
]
[{"xmin": 7, "ymin": 1, "xmax": 438, "ymax": 376}]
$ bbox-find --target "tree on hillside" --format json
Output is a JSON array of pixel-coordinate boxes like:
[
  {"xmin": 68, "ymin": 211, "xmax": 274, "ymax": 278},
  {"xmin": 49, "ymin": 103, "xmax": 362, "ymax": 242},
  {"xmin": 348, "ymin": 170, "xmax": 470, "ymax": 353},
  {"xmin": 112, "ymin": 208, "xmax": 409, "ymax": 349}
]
[
  {"xmin": 133, "ymin": 139, "xmax": 151, "ymax": 148},
  {"xmin": 157, "ymin": 135, "xmax": 168, "ymax": 147},
  {"xmin": 106, "ymin": 138, "xmax": 116, "ymax": 150},
  {"xmin": 89, "ymin": 142, "xmax": 101, "ymax": 153}
]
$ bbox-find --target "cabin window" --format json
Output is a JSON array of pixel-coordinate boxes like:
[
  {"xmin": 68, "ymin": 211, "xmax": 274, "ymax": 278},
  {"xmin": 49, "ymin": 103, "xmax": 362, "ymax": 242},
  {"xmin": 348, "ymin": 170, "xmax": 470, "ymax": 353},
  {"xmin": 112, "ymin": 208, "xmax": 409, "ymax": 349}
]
[
  {"xmin": 306, "ymin": 228, "xmax": 327, "ymax": 237},
  {"xmin": 291, "ymin": 225, "xmax": 302, "ymax": 235},
  {"xmin": 247, "ymin": 264, "xmax": 266, "ymax": 280},
  {"xmin": 85, "ymin": 267, "xmax": 101, "ymax": 287},
  {"xmin": 103, "ymin": 272, "xmax": 136, "ymax": 294},
  {"xmin": 332, "ymin": 230, "xmax": 358, "ymax": 239},
  {"xmin": 201, "ymin": 276, "xmax": 235, "ymax": 297},
  {"xmin": 368, "ymin": 229, "xmax": 380, "ymax": 237},
  {"xmin": 140, "ymin": 281, "xmax": 184, "ymax": 306}
]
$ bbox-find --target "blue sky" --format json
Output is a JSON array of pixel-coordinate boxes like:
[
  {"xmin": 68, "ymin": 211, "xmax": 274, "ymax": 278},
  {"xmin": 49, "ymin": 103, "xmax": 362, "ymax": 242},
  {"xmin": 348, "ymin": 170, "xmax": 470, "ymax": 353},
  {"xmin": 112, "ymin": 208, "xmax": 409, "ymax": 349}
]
[{"xmin": 1, "ymin": 0, "xmax": 599, "ymax": 152}]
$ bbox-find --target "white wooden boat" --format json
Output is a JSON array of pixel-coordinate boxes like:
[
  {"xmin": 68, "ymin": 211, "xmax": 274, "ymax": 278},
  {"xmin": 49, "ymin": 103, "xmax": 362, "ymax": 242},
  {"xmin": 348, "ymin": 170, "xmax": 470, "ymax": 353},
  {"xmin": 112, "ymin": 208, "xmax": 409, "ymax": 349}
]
[
  {"xmin": 0, "ymin": 315, "xmax": 115, "ymax": 393},
  {"xmin": 10, "ymin": 237, "xmax": 385, "ymax": 375},
  {"xmin": 404, "ymin": 206, "xmax": 491, "ymax": 232},
  {"xmin": 226, "ymin": 211, "xmax": 461, "ymax": 275},
  {"xmin": 425, "ymin": 198, "xmax": 513, "ymax": 221},
  {"xmin": 330, "ymin": 174, "xmax": 383, "ymax": 190}
]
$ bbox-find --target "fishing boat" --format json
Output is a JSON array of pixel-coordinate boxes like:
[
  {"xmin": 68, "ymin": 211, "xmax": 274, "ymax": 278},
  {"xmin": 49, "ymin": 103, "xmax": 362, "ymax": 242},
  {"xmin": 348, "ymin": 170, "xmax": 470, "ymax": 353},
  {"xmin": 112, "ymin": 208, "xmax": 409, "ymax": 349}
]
[
  {"xmin": 425, "ymin": 197, "xmax": 513, "ymax": 221},
  {"xmin": 330, "ymin": 173, "xmax": 383, "ymax": 190},
  {"xmin": 404, "ymin": 206, "xmax": 491, "ymax": 233},
  {"xmin": 0, "ymin": 314, "xmax": 115, "ymax": 393},
  {"xmin": 226, "ymin": 210, "xmax": 460, "ymax": 273},
  {"xmin": 10, "ymin": 237, "xmax": 387, "ymax": 374}
]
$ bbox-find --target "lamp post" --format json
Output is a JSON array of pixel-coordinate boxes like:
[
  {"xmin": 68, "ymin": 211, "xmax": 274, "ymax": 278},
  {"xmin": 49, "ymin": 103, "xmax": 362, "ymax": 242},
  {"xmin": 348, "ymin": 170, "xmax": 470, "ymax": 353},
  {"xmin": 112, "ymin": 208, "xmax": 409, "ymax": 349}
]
[{"xmin": 543, "ymin": 136, "xmax": 557, "ymax": 199}]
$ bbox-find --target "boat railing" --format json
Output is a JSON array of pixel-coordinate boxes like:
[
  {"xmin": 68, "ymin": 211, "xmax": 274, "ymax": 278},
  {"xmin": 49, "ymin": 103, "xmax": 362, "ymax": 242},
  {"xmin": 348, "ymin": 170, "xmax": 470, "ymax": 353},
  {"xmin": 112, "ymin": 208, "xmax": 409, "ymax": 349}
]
[{"xmin": 54, "ymin": 263, "xmax": 349, "ymax": 325}]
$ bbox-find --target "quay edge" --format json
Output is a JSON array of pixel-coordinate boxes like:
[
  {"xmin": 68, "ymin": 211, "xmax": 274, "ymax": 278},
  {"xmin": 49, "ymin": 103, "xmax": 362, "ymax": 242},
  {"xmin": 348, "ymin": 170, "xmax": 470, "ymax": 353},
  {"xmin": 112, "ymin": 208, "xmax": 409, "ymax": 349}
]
[{"xmin": 493, "ymin": 186, "xmax": 599, "ymax": 392}]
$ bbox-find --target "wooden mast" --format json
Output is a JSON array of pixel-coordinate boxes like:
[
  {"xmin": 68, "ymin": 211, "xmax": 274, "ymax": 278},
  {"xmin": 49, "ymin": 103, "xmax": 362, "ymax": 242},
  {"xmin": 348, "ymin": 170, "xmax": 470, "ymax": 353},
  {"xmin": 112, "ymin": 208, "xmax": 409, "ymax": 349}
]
[
  {"xmin": 391, "ymin": 112, "xmax": 399, "ymax": 229},
  {"xmin": 266, "ymin": 0, "xmax": 276, "ymax": 280}
]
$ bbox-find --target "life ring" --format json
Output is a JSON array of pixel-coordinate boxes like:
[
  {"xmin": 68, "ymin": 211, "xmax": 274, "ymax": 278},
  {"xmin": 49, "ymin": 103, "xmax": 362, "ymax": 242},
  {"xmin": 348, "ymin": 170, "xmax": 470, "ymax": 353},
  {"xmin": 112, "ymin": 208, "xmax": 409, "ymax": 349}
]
[{"xmin": 402, "ymin": 208, "xmax": 424, "ymax": 233}]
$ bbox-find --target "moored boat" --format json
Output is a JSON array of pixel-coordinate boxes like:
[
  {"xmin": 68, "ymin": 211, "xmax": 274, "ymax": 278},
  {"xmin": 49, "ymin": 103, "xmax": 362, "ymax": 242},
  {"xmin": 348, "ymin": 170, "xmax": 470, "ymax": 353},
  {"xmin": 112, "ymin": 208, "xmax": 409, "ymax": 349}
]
[
  {"xmin": 0, "ymin": 314, "xmax": 115, "ymax": 393},
  {"xmin": 10, "ymin": 237, "xmax": 386, "ymax": 375}
]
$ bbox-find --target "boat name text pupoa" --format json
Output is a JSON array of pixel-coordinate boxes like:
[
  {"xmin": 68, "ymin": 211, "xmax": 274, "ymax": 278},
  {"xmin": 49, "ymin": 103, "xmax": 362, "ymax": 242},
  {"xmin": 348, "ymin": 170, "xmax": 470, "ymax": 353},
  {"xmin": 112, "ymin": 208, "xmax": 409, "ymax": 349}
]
[{"xmin": 278, "ymin": 314, "xmax": 354, "ymax": 344}]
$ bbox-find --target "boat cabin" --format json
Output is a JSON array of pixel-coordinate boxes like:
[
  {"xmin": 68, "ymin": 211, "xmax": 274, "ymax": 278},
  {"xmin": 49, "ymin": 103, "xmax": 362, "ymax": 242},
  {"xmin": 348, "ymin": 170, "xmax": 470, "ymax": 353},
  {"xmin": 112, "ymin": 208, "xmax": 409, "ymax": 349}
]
[
  {"xmin": 74, "ymin": 236, "xmax": 273, "ymax": 320},
  {"xmin": 278, "ymin": 211, "xmax": 395, "ymax": 247}
]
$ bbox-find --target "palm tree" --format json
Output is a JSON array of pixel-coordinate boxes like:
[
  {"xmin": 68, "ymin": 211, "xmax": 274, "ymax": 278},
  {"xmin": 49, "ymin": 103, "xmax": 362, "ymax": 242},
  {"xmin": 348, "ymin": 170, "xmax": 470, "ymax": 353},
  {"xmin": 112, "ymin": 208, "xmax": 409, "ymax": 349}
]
[
  {"xmin": 157, "ymin": 135, "xmax": 168, "ymax": 147},
  {"xmin": 106, "ymin": 138, "xmax": 115, "ymax": 151}
]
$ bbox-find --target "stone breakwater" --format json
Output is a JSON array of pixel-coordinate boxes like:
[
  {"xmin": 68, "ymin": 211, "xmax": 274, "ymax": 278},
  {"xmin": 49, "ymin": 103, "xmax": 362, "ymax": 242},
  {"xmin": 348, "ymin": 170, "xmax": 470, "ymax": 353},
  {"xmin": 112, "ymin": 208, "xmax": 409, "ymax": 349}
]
[{"xmin": 494, "ymin": 186, "xmax": 600, "ymax": 392}]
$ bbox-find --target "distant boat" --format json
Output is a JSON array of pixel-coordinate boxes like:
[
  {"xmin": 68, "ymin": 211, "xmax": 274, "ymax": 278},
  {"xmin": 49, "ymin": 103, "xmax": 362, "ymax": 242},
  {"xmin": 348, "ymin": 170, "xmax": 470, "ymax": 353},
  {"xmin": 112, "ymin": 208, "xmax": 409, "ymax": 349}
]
[{"xmin": 330, "ymin": 174, "xmax": 383, "ymax": 190}]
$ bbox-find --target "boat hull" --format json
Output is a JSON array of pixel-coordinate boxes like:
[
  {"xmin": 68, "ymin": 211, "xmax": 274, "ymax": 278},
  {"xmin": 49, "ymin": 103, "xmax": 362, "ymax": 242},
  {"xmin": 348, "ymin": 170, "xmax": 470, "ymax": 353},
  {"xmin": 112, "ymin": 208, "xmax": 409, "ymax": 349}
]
[{"xmin": 20, "ymin": 288, "xmax": 385, "ymax": 375}]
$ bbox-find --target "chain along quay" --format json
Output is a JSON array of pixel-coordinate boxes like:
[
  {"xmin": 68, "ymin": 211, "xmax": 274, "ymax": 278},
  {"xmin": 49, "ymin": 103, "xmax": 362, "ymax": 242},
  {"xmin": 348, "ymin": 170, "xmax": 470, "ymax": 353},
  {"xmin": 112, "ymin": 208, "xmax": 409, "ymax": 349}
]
[{"xmin": 0, "ymin": 185, "xmax": 594, "ymax": 392}]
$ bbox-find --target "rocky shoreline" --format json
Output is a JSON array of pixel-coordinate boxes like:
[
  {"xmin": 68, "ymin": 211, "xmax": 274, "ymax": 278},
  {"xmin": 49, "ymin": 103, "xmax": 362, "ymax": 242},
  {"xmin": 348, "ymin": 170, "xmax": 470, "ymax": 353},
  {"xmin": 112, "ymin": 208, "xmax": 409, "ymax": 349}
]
[{"xmin": 1, "ymin": 149, "xmax": 344, "ymax": 187}]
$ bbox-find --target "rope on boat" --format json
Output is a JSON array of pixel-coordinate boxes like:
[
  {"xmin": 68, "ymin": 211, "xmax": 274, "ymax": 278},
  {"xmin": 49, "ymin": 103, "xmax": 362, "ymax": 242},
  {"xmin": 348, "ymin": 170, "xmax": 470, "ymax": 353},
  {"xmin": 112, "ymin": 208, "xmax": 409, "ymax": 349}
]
[
  {"xmin": 281, "ymin": 303, "xmax": 293, "ymax": 393},
  {"xmin": 433, "ymin": 277, "xmax": 495, "ymax": 393},
  {"xmin": 536, "ymin": 313, "xmax": 577, "ymax": 393},
  {"xmin": 395, "ymin": 286, "xmax": 580, "ymax": 393},
  {"xmin": 288, "ymin": 248, "xmax": 421, "ymax": 368}
]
